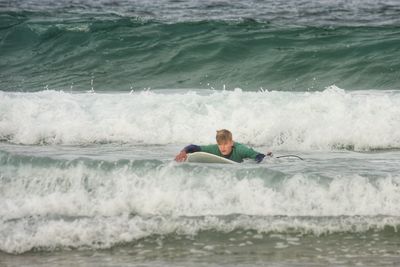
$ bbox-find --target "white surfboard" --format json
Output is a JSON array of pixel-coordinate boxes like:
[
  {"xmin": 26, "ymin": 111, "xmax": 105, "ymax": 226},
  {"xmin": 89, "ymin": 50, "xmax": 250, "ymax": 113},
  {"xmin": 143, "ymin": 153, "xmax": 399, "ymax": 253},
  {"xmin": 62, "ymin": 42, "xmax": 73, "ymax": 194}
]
[{"xmin": 186, "ymin": 152, "xmax": 237, "ymax": 164}]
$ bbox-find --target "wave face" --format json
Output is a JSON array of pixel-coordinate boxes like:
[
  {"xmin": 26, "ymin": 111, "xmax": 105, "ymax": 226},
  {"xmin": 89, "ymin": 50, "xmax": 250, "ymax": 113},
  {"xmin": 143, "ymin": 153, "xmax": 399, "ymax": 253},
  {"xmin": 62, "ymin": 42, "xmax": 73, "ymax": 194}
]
[
  {"xmin": 1, "ymin": 87, "xmax": 400, "ymax": 150},
  {"xmin": 1, "ymin": 0, "xmax": 400, "ymax": 91}
]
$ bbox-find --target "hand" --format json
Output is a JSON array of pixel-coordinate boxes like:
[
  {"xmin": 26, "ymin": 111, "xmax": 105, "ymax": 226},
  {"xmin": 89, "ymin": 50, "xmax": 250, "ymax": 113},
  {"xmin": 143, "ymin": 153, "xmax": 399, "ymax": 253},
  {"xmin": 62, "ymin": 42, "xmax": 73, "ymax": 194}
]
[
  {"xmin": 267, "ymin": 151, "xmax": 273, "ymax": 157},
  {"xmin": 175, "ymin": 151, "xmax": 187, "ymax": 162}
]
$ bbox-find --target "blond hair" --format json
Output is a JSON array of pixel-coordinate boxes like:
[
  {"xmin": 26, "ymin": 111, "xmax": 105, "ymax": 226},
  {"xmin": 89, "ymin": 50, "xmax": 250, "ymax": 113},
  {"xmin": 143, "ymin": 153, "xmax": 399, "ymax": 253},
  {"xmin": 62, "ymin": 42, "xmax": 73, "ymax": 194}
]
[{"xmin": 216, "ymin": 129, "xmax": 232, "ymax": 144}]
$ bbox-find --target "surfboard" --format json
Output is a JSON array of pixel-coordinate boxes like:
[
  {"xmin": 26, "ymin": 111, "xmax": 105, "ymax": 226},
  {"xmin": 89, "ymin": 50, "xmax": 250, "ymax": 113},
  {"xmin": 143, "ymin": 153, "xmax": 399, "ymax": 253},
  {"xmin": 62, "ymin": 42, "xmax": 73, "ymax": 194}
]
[{"xmin": 186, "ymin": 152, "xmax": 237, "ymax": 164}]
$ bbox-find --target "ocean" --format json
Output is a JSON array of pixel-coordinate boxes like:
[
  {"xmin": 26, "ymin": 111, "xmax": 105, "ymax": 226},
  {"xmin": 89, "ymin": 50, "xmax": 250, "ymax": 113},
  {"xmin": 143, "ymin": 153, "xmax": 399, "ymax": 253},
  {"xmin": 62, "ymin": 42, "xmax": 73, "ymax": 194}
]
[{"xmin": 1, "ymin": 0, "xmax": 400, "ymax": 266}]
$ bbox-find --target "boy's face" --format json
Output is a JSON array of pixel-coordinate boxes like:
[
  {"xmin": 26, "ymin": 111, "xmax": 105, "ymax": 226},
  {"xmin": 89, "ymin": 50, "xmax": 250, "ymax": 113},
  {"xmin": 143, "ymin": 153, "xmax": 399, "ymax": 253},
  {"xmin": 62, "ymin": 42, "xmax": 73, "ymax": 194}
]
[{"xmin": 218, "ymin": 140, "xmax": 234, "ymax": 155}]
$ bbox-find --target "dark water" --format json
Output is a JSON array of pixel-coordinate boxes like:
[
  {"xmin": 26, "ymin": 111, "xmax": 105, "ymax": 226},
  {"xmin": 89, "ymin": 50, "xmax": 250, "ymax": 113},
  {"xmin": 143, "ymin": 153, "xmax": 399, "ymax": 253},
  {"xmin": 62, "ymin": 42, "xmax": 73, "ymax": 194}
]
[{"xmin": 1, "ymin": 0, "xmax": 400, "ymax": 91}]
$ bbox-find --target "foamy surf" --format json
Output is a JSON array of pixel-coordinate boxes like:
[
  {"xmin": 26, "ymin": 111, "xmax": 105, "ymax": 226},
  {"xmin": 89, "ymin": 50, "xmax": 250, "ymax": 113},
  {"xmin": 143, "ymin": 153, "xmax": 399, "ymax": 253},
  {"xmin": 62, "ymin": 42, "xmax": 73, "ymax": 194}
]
[
  {"xmin": 1, "ymin": 146, "xmax": 400, "ymax": 255},
  {"xmin": 1, "ymin": 86, "xmax": 400, "ymax": 151}
]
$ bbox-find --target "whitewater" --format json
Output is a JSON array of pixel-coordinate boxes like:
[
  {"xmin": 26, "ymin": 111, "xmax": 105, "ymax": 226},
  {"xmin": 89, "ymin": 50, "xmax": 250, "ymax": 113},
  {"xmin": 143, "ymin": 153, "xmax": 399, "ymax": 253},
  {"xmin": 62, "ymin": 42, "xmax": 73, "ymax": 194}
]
[
  {"xmin": 1, "ymin": 86, "xmax": 400, "ymax": 150},
  {"xmin": 1, "ymin": 87, "xmax": 400, "ymax": 266}
]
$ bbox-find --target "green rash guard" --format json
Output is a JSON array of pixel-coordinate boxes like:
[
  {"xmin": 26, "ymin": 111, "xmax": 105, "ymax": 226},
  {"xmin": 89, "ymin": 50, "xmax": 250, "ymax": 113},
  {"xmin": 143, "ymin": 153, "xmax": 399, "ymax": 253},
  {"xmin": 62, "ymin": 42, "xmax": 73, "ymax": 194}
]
[{"xmin": 199, "ymin": 142, "xmax": 263, "ymax": 163}]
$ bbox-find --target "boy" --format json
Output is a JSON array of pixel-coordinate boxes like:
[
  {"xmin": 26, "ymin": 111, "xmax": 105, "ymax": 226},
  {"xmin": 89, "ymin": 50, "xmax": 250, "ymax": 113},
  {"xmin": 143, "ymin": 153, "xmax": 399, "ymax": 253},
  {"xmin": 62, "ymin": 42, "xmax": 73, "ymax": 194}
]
[{"xmin": 175, "ymin": 129, "xmax": 271, "ymax": 163}]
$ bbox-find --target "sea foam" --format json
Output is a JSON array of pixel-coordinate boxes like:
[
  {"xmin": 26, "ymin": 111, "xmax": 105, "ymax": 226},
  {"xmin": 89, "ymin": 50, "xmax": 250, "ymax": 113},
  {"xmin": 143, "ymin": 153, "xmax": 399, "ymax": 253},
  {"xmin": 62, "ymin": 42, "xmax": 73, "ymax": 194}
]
[
  {"xmin": 1, "ymin": 152, "xmax": 400, "ymax": 220},
  {"xmin": 1, "ymin": 86, "xmax": 400, "ymax": 150},
  {"xmin": 2, "ymin": 149, "xmax": 400, "ymax": 254}
]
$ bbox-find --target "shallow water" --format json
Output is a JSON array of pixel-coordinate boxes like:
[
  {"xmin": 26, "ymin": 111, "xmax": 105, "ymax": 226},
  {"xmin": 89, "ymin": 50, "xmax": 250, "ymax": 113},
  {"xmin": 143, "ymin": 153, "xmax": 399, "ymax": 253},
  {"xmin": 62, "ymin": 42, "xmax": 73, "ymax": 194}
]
[{"xmin": 1, "ymin": 140, "xmax": 400, "ymax": 266}]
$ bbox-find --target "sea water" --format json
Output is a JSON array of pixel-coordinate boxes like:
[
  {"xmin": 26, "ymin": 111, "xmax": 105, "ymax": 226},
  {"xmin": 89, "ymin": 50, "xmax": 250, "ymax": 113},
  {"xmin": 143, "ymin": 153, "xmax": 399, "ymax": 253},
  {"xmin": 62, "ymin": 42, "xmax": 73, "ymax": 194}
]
[{"xmin": 1, "ymin": 1, "xmax": 400, "ymax": 266}]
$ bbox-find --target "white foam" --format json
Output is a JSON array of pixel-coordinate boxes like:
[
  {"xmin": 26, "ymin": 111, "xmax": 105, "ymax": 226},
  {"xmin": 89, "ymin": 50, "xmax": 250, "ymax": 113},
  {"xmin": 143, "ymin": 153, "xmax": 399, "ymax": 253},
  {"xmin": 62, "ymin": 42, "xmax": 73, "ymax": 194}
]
[
  {"xmin": 2, "ymin": 157, "xmax": 400, "ymax": 253},
  {"xmin": 1, "ymin": 159, "xmax": 400, "ymax": 220},
  {"xmin": 1, "ymin": 87, "xmax": 400, "ymax": 150},
  {"xmin": 1, "ymin": 212, "xmax": 399, "ymax": 254}
]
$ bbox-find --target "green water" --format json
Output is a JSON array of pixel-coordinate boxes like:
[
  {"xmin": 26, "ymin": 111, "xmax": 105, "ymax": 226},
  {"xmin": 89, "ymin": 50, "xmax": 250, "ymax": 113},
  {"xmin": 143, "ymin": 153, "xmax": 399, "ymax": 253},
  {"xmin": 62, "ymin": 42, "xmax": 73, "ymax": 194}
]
[{"xmin": 1, "ymin": 14, "xmax": 400, "ymax": 91}]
